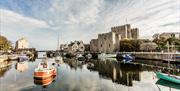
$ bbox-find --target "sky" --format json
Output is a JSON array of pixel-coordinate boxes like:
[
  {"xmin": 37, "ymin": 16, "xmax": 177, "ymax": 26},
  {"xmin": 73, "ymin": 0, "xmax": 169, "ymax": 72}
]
[{"xmin": 0, "ymin": 0, "xmax": 179, "ymax": 50}]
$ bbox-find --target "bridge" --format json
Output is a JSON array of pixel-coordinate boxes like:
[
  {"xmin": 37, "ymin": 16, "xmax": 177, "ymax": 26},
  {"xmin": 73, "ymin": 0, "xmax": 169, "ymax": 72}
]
[{"xmin": 36, "ymin": 50, "xmax": 60, "ymax": 52}]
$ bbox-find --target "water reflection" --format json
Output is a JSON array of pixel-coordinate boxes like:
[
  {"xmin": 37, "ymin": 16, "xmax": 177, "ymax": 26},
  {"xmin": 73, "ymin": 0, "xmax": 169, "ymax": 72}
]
[
  {"xmin": 34, "ymin": 75, "xmax": 56, "ymax": 89},
  {"xmin": 15, "ymin": 62, "xmax": 28, "ymax": 72},
  {"xmin": 0, "ymin": 58, "xmax": 179, "ymax": 91},
  {"xmin": 0, "ymin": 61, "xmax": 12, "ymax": 77},
  {"xmin": 88, "ymin": 60, "xmax": 142, "ymax": 86}
]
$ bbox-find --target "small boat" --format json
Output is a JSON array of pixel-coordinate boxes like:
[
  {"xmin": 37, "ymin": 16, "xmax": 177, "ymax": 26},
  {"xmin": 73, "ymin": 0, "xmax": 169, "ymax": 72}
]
[
  {"xmin": 8, "ymin": 54, "xmax": 18, "ymax": 60},
  {"xmin": 76, "ymin": 54, "xmax": 86, "ymax": 61},
  {"xmin": 18, "ymin": 54, "xmax": 29, "ymax": 62},
  {"xmin": 55, "ymin": 56, "xmax": 63, "ymax": 61},
  {"xmin": 156, "ymin": 72, "xmax": 180, "ymax": 84},
  {"xmin": 98, "ymin": 53, "xmax": 116, "ymax": 59},
  {"xmin": 156, "ymin": 79, "xmax": 180, "ymax": 90},
  {"xmin": 86, "ymin": 54, "xmax": 92, "ymax": 59},
  {"xmin": 122, "ymin": 54, "xmax": 134, "ymax": 60},
  {"xmin": 55, "ymin": 56, "xmax": 64, "ymax": 64},
  {"xmin": 34, "ymin": 60, "xmax": 56, "ymax": 80},
  {"xmin": 175, "ymin": 56, "xmax": 180, "ymax": 59}
]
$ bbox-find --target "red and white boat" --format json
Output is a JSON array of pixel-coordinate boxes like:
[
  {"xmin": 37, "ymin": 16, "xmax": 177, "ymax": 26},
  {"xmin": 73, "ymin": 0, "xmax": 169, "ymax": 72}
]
[{"xmin": 34, "ymin": 61, "xmax": 56, "ymax": 80}]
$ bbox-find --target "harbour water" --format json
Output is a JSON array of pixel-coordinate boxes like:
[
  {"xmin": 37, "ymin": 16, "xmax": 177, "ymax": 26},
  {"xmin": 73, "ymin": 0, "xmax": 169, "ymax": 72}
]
[{"xmin": 0, "ymin": 58, "xmax": 179, "ymax": 91}]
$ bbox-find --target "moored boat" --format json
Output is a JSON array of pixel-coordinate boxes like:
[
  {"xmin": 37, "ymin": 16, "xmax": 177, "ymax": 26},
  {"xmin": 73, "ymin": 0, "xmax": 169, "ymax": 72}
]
[
  {"xmin": 76, "ymin": 54, "xmax": 86, "ymax": 61},
  {"xmin": 98, "ymin": 53, "xmax": 116, "ymax": 59},
  {"xmin": 55, "ymin": 56, "xmax": 64, "ymax": 64},
  {"xmin": 55, "ymin": 56, "xmax": 63, "ymax": 61},
  {"xmin": 156, "ymin": 79, "xmax": 180, "ymax": 90},
  {"xmin": 122, "ymin": 54, "xmax": 135, "ymax": 60},
  {"xmin": 18, "ymin": 54, "xmax": 29, "ymax": 62},
  {"xmin": 34, "ymin": 61, "xmax": 56, "ymax": 80},
  {"xmin": 156, "ymin": 72, "xmax": 180, "ymax": 84},
  {"xmin": 176, "ymin": 56, "xmax": 180, "ymax": 59}
]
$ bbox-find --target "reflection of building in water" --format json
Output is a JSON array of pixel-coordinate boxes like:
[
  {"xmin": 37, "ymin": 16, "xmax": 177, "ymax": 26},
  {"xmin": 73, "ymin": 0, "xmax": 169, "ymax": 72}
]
[
  {"xmin": 15, "ymin": 62, "xmax": 28, "ymax": 72},
  {"xmin": 88, "ymin": 60, "xmax": 142, "ymax": 86},
  {"xmin": 65, "ymin": 59, "xmax": 84, "ymax": 70}
]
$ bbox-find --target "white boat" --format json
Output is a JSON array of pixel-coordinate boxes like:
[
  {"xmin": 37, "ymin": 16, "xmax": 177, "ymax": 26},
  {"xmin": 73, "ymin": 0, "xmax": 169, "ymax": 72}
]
[
  {"xmin": 55, "ymin": 56, "xmax": 63, "ymax": 61},
  {"xmin": 76, "ymin": 54, "xmax": 85, "ymax": 61},
  {"xmin": 8, "ymin": 54, "xmax": 18, "ymax": 60},
  {"xmin": 98, "ymin": 53, "xmax": 116, "ymax": 59},
  {"xmin": 55, "ymin": 56, "xmax": 64, "ymax": 64},
  {"xmin": 86, "ymin": 54, "xmax": 92, "ymax": 59}
]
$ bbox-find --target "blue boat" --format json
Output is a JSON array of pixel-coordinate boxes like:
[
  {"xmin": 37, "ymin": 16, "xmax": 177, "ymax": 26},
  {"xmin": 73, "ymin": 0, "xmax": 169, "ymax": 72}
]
[
  {"xmin": 122, "ymin": 54, "xmax": 134, "ymax": 60},
  {"xmin": 175, "ymin": 56, "xmax": 180, "ymax": 59},
  {"xmin": 18, "ymin": 55, "xmax": 29, "ymax": 62}
]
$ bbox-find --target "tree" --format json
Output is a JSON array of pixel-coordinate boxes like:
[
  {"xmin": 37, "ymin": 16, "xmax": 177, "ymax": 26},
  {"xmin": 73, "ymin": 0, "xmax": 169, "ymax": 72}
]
[
  {"xmin": 153, "ymin": 37, "xmax": 167, "ymax": 51},
  {"xmin": 0, "ymin": 35, "xmax": 12, "ymax": 51},
  {"xmin": 165, "ymin": 38, "xmax": 180, "ymax": 51},
  {"xmin": 119, "ymin": 39, "xmax": 144, "ymax": 52},
  {"xmin": 140, "ymin": 42, "xmax": 157, "ymax": 52}
]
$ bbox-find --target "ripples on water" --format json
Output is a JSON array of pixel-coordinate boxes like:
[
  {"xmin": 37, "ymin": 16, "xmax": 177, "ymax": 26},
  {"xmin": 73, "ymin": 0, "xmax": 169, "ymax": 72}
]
[{"xmin": 0, "ymin": 58, "xmax": 179, "ymax": 91}]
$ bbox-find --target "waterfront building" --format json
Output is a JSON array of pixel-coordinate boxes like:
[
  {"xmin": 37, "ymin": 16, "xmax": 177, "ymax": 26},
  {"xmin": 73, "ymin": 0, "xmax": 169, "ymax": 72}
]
[
  {"xmin": 15, "ymin": 38, "xmax": 29, "ymax": 50},
  {"xmin": 84, "ymin": 44, "xmax": 90, "ymax": 52},
  {"xmin": 90, "ymin": 24, "xmax": 139, "ymax": 53},
  {"xmin": 90, "ymin": 39, "xmax": 98, "ymax": 53},
  {"xmin": 60, "ymin": 44, "xmax": 68, "ymax": 52},
  {"xmin": 111, "ymin": 24, "xmax": 139, "ymax": 39},
  {"xmin": 60, "ymin": 41, "xmax": 85, "ymax": 53},
  {"xmin": 153, "ymin": 32, "xmax": 180, "ymax": 39},
  {"xmin": 98, "ymin": 32, "xmax": 121, "ymax": 53}
]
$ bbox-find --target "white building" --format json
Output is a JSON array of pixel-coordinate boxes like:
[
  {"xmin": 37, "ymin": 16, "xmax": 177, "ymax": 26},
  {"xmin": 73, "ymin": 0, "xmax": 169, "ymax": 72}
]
[{"xmin": 15, "ymin": 38, "xmax": 29, "ymax": 49}]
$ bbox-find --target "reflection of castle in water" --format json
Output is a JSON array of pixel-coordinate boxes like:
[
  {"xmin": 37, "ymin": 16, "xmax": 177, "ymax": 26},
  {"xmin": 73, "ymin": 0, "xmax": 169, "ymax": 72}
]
[{"xmin": 88, "ymin": 60, "xmax": 142, "ymax": 86}]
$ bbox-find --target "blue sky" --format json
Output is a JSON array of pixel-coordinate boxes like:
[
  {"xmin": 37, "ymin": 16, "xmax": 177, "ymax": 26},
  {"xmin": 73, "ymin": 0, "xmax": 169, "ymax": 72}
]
[{"xmin": 0, "ymin": 0, "xmax": 180, "ymax": 49}]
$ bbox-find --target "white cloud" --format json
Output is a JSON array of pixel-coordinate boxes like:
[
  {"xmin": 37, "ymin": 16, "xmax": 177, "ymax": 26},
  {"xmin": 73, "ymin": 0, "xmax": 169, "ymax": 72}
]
[
  {"xmin": 49, "ymin": 0, "xmax": 104, "ymax": 25},
  {"xmin": 1, "ymin": 0, "xmax": 179, "ymax": 49},
  {"xmin": 0, "ymin": 9, "xmax": 49, "ymax": 31}
]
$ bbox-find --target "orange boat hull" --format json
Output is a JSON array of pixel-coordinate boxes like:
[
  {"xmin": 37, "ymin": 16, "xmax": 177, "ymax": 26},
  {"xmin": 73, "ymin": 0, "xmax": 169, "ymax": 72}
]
[{"xmin": 34, "ymin": 68, "xmax": 56, "ymax": 80}]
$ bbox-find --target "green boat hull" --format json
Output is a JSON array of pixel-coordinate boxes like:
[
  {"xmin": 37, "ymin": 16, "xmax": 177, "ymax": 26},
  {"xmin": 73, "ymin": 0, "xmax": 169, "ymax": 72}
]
[
  {"xmin": 156, "ymin": 72, "xmax": 180, "ymax": 84},
  {"xmin": 156, "ymin": 79, "xmax": 180, "ymax": 90}
]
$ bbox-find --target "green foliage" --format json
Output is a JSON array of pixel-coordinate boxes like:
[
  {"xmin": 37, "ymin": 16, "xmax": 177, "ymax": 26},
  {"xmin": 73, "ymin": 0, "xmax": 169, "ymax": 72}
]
[
  {"xmin": 0, "ymin": 35, "xmax": 12, "ymax": 50},
  {"xmin": 153, "ymin": 37, "xmax": 180, "ymax": 51},
  {"xmin": 119, "ymin": 39, "xmax": 144, "ymax": 52}
]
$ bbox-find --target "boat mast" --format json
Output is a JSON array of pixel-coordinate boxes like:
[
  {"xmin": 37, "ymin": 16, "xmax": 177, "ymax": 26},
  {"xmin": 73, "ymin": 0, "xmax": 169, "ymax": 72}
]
[{"xmin": 57, "ymin": 33, "xmax": 60, "ymax": 51}]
